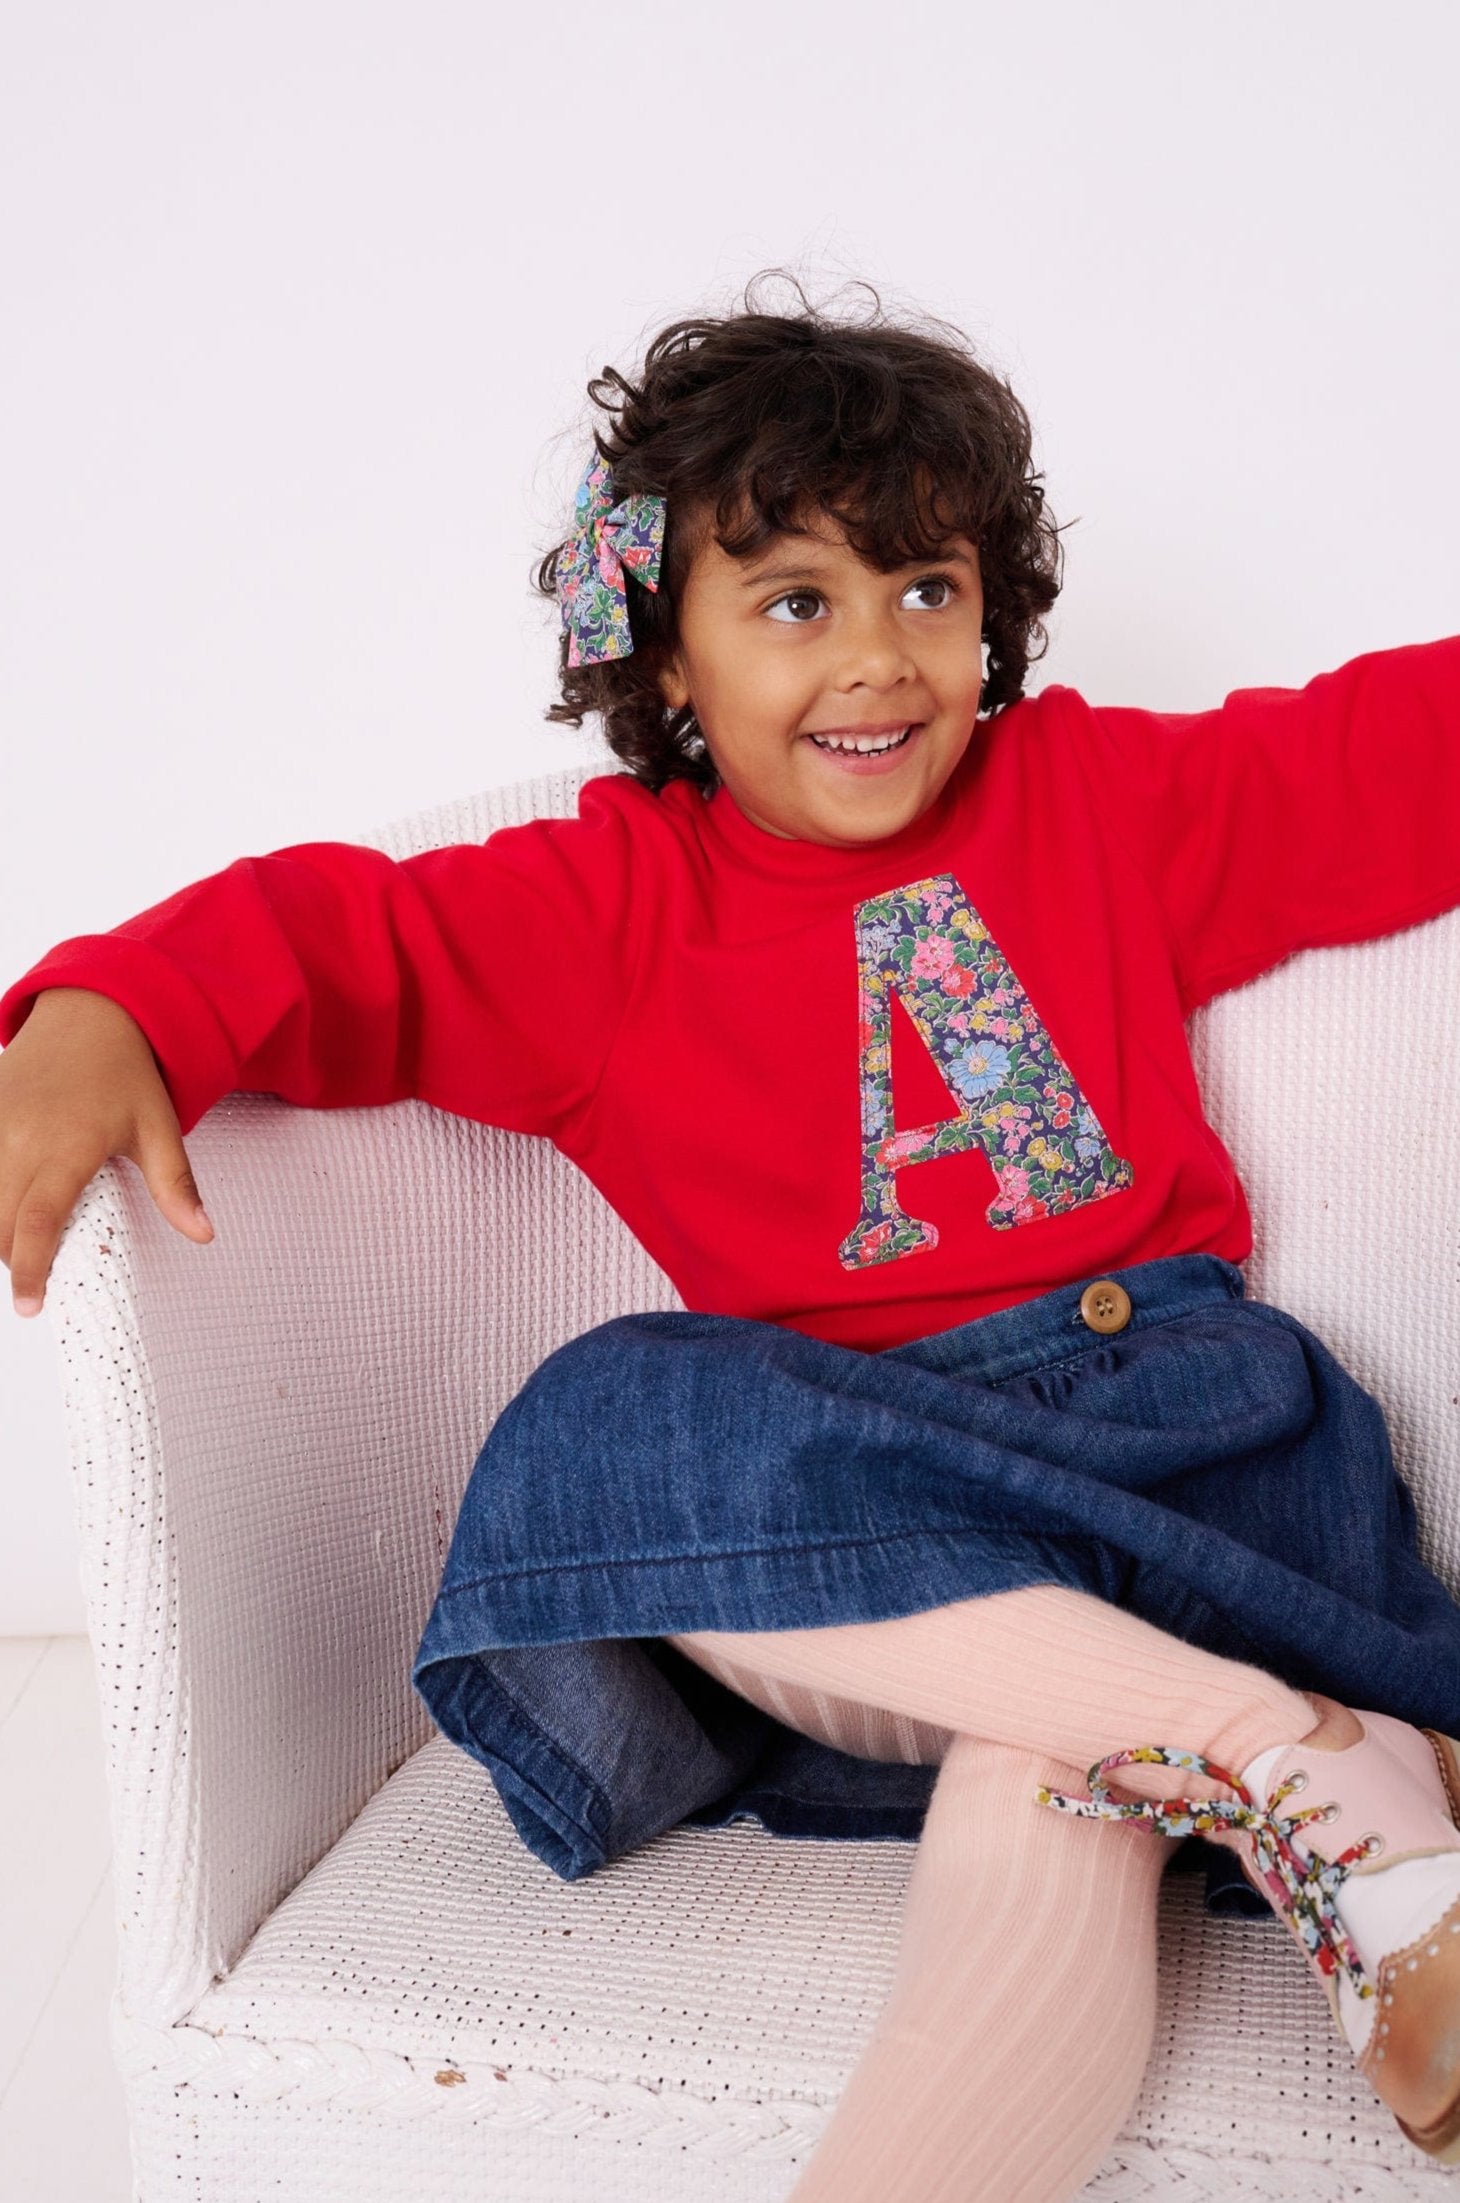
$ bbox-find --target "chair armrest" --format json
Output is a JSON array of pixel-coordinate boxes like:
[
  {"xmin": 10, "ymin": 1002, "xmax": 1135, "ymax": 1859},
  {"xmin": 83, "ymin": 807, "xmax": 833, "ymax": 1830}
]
[
  {"xmin": 1187, "ymin": 907, "xmax": 1460, "ymax": 1599},
  {"xmin": 49, "ymin": 1091, "xmax": 676, "ymax": 2027}
]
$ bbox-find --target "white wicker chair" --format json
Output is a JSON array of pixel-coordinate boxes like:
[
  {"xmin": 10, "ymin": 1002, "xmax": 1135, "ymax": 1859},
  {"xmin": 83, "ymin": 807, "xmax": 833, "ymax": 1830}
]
[{"xmin": 49, "ymin": 763, "xmax": 1460, "ymax": 2200}]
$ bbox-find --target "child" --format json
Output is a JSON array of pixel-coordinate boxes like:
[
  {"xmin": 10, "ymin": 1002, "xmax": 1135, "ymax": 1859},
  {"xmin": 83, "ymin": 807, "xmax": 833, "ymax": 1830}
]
[{"xmin": 5, "ymin": 270, "xmax": 1460, "ymax": 2201}]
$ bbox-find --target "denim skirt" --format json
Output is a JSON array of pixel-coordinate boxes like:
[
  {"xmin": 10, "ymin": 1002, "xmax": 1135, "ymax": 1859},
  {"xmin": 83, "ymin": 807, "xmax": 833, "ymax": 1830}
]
[{"xmin": 414, "ymin": 1252, "xmax": 1460, "ymax": 1911}]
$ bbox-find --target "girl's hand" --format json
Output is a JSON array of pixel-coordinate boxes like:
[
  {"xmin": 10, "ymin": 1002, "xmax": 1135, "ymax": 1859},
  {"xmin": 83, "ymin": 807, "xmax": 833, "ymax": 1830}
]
[{"xmin": 0, "ymin": 986, "xmax": 214, "ymax": 1317}]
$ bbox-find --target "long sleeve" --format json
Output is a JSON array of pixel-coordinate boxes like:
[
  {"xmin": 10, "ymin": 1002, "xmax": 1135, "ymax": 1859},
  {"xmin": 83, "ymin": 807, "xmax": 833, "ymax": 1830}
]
[
  {"xmin": 1071, "ymin": 634, "xmax": 1460, "ymax": 1015},
  {"xmin": 0, "ymin": 777, "xmax": 646, "ymax": 1140}
]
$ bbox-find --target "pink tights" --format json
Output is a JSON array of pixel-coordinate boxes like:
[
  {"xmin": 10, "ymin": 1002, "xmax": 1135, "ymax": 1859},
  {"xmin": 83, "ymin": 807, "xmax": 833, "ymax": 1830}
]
[{"xmin": 666, "ymin": 1585, "xmax": 1320, "ymax": 2201}]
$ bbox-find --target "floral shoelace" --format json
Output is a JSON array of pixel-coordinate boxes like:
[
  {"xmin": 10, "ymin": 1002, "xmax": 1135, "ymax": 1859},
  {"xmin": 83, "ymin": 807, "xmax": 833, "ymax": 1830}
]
[{"xmin": 1036, "ymin": 1744, "xmax": 1379, "ymax": 2008}]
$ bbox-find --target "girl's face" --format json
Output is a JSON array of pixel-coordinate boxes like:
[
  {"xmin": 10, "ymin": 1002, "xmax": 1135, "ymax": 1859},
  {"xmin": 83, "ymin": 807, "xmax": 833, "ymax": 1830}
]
[{"xmin": 657, "ymin": 511, "xmax": 986, "ymax": 847}]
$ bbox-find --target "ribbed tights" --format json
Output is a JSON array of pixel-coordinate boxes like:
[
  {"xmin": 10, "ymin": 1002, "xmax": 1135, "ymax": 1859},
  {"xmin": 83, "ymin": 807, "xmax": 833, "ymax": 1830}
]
[{"xmin": 665, "ymin": 1585, "xmax": 1320, "ymax": 2201}]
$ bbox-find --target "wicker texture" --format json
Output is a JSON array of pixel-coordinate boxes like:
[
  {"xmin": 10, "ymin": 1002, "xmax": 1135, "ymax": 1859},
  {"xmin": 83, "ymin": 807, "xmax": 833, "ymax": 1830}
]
[{"xmin": 48, "ymin": 762, "xmax": 1460, "ymax": 2198}]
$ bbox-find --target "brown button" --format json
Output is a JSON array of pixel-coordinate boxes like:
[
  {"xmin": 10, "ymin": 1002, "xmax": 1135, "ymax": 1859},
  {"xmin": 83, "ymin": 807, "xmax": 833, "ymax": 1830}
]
[{"xmin": 1079, "ymin": 1279, "xmax": 1132, "ymax": 1334}]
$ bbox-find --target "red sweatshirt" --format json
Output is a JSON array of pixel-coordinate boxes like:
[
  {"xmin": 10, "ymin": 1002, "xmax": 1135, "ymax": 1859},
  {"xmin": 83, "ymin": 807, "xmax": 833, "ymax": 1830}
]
[{"xmin": 5, "ymin": 637, "xmax": 1460, "ymax": 1352}]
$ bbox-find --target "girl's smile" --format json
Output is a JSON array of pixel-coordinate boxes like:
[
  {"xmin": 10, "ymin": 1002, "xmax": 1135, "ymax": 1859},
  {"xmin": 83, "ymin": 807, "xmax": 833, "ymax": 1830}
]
[
  {"xmin": 804, "ymin": 721, "xmax": 926, "ymax": 772},
  {"xmin": 657, "ymin": 514, "xmax": 986, "ymax": 847}
]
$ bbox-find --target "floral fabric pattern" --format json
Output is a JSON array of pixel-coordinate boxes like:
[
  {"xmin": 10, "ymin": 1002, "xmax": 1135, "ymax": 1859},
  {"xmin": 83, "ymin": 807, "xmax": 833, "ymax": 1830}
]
[
  {"xmin": 1036, "ymin": 1742, "xmax": 1378, "ymax": 2011},
  {"xmin": 556, "ymin": 451, "xmax": 666, "ymax": 667},
  {"xmin": 839, "ymin": 873, "xmax": 1134, "ymax": 1270}
]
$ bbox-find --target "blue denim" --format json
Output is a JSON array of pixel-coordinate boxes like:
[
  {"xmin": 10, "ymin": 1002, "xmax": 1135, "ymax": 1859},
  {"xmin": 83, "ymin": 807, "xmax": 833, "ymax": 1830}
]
[{"xmin": 414, "ymin": 1253, "xmax": 1460, "ymax": 1916}]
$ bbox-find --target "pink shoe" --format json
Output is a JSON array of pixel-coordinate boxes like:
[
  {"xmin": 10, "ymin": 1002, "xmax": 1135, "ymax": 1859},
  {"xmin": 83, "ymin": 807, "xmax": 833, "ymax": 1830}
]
[{"xmin": 1036, "ymin": 1710, "xmax": 1460, "ymax": 2163}]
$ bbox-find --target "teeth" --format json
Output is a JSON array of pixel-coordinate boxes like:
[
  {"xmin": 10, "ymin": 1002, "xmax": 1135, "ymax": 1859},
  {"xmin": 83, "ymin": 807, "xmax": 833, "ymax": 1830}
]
[{"xmin": 811, "ymin": 726, "xmax": 912, "ymax": 754}]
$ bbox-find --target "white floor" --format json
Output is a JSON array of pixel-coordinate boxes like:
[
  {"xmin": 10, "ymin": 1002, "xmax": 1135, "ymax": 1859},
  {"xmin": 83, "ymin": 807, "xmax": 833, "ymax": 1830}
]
[{"xmin": 0, "ymin": 1636, "xmax": 133, "ymax": 2203}]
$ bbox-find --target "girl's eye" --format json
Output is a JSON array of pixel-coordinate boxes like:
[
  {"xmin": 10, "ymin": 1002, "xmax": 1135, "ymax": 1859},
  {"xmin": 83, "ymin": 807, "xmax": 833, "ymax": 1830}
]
[
  {"xmin": 763, "ymin": 574, "xmax": 959, "ymax": 623},
  {"xmin": 764, "ymin": 591, "xmax": 825, "ymax": 624},
  {"xmin": 904, "ymin": 574, "xmax": 957, "ymax": 610}
]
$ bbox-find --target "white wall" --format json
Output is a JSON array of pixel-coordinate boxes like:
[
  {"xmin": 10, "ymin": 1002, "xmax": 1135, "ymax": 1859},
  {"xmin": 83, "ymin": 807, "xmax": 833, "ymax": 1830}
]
[{"xmin": 3, "ymin": 0, "xmax": 1459, "ymax": 1632}]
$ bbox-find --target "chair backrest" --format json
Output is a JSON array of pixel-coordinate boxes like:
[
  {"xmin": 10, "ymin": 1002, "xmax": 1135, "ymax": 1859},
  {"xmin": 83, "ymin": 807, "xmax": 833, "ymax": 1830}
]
[{"xmin": 52, "ymin": 760, "xmax": 1460, "ymax": 2025}]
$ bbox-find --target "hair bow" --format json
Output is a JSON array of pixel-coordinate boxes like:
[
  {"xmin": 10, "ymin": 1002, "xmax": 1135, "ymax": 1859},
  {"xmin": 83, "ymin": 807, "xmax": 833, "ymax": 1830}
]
[{"xmin": 556, "ymin": 451, "xmax": 666, "ymax": 667}]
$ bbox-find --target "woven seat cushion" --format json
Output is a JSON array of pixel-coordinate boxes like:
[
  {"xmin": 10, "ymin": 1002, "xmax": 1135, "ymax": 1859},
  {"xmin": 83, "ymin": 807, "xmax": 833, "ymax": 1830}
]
[{"xmin": 179, "ymin": 1735, "xmax": 1452, "ymax": 2195}]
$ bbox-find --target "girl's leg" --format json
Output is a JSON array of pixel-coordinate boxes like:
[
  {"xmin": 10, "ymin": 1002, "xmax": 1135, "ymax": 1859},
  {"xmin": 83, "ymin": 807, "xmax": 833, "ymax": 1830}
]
[
  {"xmin": 783, "ymin": 1732, "xmax": 1180, "ymax": 2203},
  {"xmin": 667, "ymin": 1581, "xmax": 1324, "ymax": 1802},
  {"xmin": 667, "ymin": 1591, "xmax": 1327, "ymax": 2202}
]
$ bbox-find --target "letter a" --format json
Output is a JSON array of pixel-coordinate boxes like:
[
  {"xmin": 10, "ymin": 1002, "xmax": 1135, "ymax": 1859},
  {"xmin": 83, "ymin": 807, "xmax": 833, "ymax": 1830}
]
[{"xmin": 839, "ymin": 874, "xmax": 1133, "ymax": 1269}]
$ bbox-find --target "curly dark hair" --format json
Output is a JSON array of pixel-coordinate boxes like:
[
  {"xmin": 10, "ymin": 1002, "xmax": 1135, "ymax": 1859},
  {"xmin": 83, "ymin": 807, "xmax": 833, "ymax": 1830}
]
[{"xmin": 533, "ymin": 269, "xmax": 1064, "ymax": 797}]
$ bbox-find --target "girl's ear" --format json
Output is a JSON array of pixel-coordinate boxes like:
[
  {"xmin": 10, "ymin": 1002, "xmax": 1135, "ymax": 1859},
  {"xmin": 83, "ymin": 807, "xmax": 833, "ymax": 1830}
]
[{"xmin": 657, "ymin": 651, "xmax": 691, "ymax": 714}]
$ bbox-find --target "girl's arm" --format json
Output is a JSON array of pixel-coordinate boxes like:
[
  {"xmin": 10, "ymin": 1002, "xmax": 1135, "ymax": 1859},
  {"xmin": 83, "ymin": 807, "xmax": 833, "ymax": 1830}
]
[
  {"xmin": 0, "ymin": 781, "xmax": 645, "ymax": 1141},
  {"xmin": 1071, "ymin": 633, "xmax": 1460, "ymax": 1015},
  {"xmin": 0, "ymin": 786, "xmax": 643, "ymax": 1312}
]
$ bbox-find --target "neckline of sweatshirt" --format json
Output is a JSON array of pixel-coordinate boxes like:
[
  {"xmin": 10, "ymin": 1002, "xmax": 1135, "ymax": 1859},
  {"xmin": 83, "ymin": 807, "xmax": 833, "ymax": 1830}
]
[{"xmin": 676, "ymin": 703, "xmax": 1015, "ymax": 889}]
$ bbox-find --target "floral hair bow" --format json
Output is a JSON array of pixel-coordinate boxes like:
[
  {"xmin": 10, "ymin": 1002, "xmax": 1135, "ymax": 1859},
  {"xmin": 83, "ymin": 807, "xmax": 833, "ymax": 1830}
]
[{"xmin": 556, "ymin": 451, "xmax": 666, "ymax": 667}]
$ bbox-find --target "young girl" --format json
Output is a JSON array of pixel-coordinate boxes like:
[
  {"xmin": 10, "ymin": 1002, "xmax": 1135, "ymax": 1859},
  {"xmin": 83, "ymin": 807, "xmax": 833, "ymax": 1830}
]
[{"xmin": 5, "ymin": 271, "xmax": 1460, "ymax": 2201}]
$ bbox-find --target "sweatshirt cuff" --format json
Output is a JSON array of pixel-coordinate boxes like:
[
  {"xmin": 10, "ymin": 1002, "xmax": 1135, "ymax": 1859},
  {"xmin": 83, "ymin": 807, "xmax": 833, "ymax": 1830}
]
[{"xmin": 0, "ymin": 936, "xmax": 242, "ymax": 1137}]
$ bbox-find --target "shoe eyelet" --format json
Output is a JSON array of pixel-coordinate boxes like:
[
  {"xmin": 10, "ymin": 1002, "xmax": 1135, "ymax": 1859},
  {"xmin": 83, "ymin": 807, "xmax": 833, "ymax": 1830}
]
[
  {"xmin": 1286, "ymin": 1769, "xmax": 1309, "ymax": 1791},
  {"xmin": 1359, "ymin": 1831, "xmax": 1384, "ymax": 1856},
  {"xmin": 1319, "ymin": 1802, "xmax": 1341, "ymax": 1822}
]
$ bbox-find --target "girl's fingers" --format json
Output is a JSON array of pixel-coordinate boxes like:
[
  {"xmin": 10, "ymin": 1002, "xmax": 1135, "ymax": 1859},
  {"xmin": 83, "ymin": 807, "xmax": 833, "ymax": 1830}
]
[
  {"xmin": 5, "ymin": 1129, "xmax": 214, "ymax": 1319},
  {"xmin": 132, "ymin": 1118, "xmax": 213, "ymax": 1242},
  {"xmin": 7, "ymin": 1169, "xmax": 85, "ymax": 1313}
]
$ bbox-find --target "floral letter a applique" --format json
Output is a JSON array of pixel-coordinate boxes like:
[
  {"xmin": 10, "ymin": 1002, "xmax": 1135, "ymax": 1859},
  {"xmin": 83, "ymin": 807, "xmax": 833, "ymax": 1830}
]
[{"xmin": 839, "ymin": 874, "xmax": 1134, "ymax": 1269}]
